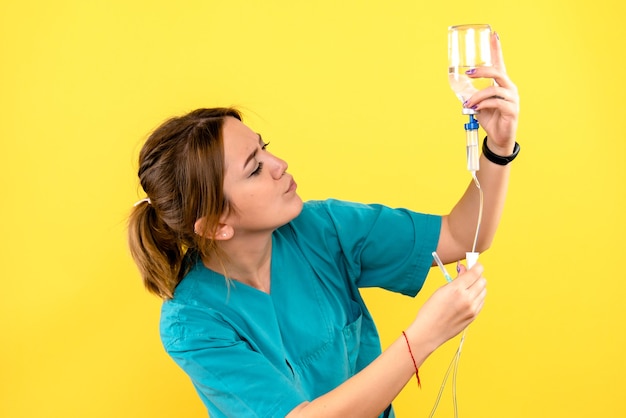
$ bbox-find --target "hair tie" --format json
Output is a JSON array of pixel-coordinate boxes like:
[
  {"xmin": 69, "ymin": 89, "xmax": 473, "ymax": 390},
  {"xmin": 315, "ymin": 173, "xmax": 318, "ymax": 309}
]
[{"xmin": 133, "ymin": 197, "xmax": 151, "ymax": 207}]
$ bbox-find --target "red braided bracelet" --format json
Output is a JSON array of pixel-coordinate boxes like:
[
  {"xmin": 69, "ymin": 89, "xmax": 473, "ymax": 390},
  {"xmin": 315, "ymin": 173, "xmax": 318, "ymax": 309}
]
[{"xmin": 402, "ymin": 331, "xmax": 421, "ymax": 388}]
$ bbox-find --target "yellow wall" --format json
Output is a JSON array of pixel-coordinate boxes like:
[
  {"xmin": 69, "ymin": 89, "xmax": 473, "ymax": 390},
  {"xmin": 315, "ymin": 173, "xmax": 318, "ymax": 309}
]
[{"xmin": 1, "ymin": 1, "xmax": 624, "ymax": 417}]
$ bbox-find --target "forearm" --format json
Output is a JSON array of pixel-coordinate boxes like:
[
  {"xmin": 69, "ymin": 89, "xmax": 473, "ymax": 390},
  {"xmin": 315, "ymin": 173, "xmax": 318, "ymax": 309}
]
[
  {"xmin": 287, "ymin": 333, "xmax": 431, "ymax": 418},
  {"xmin": 446, "ymin": 138, "xmax": 513, "ymax": 255}
]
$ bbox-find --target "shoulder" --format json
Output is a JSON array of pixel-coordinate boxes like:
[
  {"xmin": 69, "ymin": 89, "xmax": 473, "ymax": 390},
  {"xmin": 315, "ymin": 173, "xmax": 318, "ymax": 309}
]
[
  {"xmin": 159, "ymin": 262, "xmax": 233, "ymax": 348},
  {"xmin": 280, "ymin": 199, "xmax": 369, "ymax": 242},
  {"xmin": 292, "ymin": 199, "xmax": 385, "ymax": 226}
]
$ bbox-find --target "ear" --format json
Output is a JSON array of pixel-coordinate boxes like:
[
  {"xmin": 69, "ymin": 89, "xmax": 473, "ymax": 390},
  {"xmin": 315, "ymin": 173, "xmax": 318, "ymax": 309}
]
[{"xmin": 194, "ymin": 217, "xmax": 234, "ymax": 241}]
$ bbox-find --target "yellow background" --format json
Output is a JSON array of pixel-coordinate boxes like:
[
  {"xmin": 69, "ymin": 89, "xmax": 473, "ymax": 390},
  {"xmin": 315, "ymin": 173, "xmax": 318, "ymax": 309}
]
[{"xmin": 1, "ymin": 0, "xmax": 624, "ymax": 417}]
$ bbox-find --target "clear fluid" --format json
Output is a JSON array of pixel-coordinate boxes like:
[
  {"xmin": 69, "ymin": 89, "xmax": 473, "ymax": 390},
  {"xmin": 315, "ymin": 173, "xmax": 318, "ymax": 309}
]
[{"xmin": 448, "ymin": 66, "xmax": 493, "ymax": 103}]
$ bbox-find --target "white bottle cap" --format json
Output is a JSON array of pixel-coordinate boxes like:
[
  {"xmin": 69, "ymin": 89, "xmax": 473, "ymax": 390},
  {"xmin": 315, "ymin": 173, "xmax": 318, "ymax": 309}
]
[{"xmin": 466, "ymin": 252, "xmax": 479, "ymax": 268}]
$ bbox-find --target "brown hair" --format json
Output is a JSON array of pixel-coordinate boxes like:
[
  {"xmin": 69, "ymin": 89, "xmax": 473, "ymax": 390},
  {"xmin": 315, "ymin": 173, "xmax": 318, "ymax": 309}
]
[{"xmin": 128, "ymin": 107, "xmax": 242, "ymax": 299}]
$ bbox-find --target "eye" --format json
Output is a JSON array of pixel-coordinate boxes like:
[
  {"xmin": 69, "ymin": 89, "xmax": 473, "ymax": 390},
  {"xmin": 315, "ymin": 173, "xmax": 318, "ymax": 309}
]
[
  {"xmin": 248, "ymin": 140, "xmax": 269, "ymax": 177},
  {"xmin": 250, "ymin": 161, "xmax": 264, "ymax": 177}
]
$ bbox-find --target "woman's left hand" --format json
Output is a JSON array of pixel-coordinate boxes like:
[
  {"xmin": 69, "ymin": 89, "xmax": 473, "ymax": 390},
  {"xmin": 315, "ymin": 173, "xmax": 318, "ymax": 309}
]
[{"xmin": 463, "ymin": 31, "xmax": 519, "ymax": 156}]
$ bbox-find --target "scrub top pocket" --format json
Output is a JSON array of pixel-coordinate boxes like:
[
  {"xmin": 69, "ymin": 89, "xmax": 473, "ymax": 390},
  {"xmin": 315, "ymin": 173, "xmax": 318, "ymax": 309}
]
[{"xmin": 341, "ymin": 300, "xmax": 363, "ymax": 375}]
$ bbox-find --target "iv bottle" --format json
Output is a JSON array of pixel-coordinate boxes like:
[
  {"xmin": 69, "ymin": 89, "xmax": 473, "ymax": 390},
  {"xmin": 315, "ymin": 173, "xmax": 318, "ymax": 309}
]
[{"xmin": 448, "ymin": 24, "xmax": 493, "ymax": 113}]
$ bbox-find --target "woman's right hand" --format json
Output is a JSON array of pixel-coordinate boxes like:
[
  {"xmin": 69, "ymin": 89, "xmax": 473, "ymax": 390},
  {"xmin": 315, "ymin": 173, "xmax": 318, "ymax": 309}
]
[{"xmin": 407, "ymin": 263, "xmax": 487, "ymax": 354}]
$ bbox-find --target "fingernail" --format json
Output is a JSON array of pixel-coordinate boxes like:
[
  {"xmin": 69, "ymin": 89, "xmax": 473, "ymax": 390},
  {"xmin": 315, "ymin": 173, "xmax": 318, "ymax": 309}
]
[
  {"xmin": 495, "ymin": 31, "xmax": 500, "ymax": 41},
  {"xmin": 463, "ymin": 100, "xmax": 469, "ymax": 107},
  {"xmin": 465, "ymin": 68, "xmax": 476, "ymax": 75},
  {"xmin": 456, "ymin": 261, "xmax": 461, "ymax": 273},
  {"xmin": 471, "ymin": 104, "xmax": 478, "ymax": 110}
]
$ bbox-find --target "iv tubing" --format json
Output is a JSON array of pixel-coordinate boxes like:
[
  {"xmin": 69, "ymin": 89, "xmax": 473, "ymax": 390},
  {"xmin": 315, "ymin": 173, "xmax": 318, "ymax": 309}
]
[
  {"xmin": 428, "ymin": 115, "xmax": 485, "ymax": 418},
  {"xmin": 429, "ymin": 174, "xmax": 482, "ymax": 417},
  {"xmin": 428, "ymin": 330, "xmax": 467, "ymax": 418},
  {"xmin": 465, "ymin": 114, "xmax": 483, "ymax": 253},
  {"xmin": 465, "ymin": 114, "xmax": 484, "ymax": 253},
  {"xmin": 471, "ymin": 171, "xmax": 483, "ymax": 253}
]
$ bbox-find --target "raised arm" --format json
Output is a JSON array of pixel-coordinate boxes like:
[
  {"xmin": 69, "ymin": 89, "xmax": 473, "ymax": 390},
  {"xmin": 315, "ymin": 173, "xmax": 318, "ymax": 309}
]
[{"xmin": 436, "ymin": 31, "xmax": 520, "ymax": 265}]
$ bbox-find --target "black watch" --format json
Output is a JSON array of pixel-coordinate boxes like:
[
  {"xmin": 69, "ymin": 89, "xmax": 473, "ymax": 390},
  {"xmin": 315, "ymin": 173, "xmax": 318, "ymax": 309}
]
[{"xmin": 482, "ymin": 137, "xmax": 520, "ymax": 165}]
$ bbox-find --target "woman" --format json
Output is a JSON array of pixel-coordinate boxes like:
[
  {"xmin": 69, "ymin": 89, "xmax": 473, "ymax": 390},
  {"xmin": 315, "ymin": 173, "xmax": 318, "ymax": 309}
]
[{"xmin": 128, "ymin": 32, "xmax": 518, "ymax": 418}]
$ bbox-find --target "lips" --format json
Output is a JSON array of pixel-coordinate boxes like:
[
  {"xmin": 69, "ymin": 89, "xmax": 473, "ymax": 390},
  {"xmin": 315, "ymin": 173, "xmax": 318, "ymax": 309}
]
[{"xmin": 285, "ymin": 177, "xmax": 297, "ymax": 193}]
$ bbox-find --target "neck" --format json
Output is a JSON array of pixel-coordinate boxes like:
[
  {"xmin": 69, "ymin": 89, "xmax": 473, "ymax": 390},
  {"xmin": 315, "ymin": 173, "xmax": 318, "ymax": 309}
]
[{"xmin": 203, "ymin": 233, "xmax": 273, "ymax": 293}]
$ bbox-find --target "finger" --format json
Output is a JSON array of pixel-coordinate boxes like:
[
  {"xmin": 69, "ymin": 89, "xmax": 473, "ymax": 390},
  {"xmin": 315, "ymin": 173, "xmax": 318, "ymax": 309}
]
[
  {"xmin": 466, "ymin": 267, "xmax": 486, "ymax": 293},
  {"xmin": 468, "ymin": 276, "xmax": 487, "ymax": 295},
  {"xmin": 468, "ymin": 262, "xmax": 484, "ymax": 279},
  {"xmin": 466, "ymin": 65, "xmax": 514, "ymax": 90},
  {"xmin": 456, "ymin": 262, "xmax": 467, "ymax": 276},
  {"xmin": 473, "ymin": 286, "xmax": 487, "ymax": 314},
  {"xmin": 469, "ymin": 83, "xmax": 517, "ymax": 102},
  {"xmin": 491, "ymin": 31, "xmax": 506, "ymax": 72},
  {"xmin": 454, "ymin": 262, "xmax": 484, "ymax": 287},
  {"xmin": 471, "ymin": 95, "xmax": 519, "ymax": 117},
  {"xmin": 464, "ymin": 94, "xmax": 519, "ymax": 116}
]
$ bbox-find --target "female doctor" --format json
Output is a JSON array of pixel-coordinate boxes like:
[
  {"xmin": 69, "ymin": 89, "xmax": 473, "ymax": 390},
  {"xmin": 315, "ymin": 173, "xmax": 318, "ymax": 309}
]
[{"xmin": 128, "ymin": 31, "xmax": 518, "ymax": 418}]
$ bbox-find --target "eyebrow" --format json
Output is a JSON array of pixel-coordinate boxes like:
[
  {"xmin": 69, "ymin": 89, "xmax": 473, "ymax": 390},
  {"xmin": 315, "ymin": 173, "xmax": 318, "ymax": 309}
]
[{"xmin": 242, "ymin": 134, "xmax": 264, "ymax": 171}]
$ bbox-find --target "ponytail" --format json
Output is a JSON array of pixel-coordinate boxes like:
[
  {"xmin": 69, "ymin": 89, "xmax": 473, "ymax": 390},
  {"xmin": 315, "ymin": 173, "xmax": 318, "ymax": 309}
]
[{"xmin": 128, "ymin": 201, "xmax": 184, "ymax": 299}]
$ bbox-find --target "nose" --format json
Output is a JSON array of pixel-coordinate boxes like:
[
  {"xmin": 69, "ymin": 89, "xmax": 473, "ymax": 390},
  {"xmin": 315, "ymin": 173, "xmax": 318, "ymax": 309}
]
[{"xmin": 269, "ymin": 154, "xmax": 288, "ymax": 179}]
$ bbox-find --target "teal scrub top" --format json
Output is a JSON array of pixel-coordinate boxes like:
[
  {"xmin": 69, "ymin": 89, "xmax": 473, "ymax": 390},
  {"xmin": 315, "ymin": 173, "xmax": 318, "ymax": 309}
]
[{"xmin": 160, "ymin": 199, "xmax": 441, "ymax": 418}]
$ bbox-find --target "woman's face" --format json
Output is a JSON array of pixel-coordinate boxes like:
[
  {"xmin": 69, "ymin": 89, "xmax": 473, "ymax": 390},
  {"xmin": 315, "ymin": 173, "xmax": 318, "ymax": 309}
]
[{"xmin": 220, "ymin": 117, "xmax": 303, "ymax": 235}]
